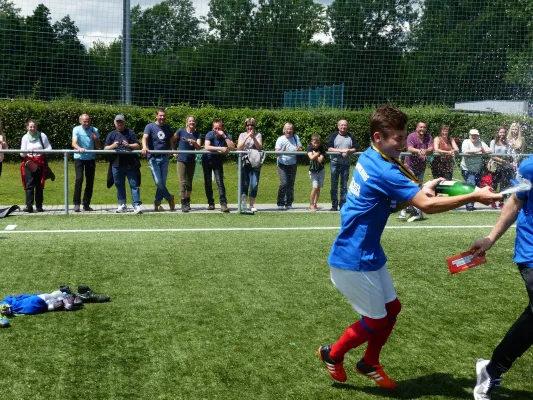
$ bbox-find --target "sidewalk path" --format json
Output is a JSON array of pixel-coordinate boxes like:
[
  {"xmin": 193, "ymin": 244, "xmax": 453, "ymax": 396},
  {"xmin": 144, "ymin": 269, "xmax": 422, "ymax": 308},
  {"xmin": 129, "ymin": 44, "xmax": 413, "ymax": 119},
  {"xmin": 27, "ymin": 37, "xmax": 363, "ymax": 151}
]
[{"xmin": 2, "ymin": 202, "xmax": 500, "ymax": 215}]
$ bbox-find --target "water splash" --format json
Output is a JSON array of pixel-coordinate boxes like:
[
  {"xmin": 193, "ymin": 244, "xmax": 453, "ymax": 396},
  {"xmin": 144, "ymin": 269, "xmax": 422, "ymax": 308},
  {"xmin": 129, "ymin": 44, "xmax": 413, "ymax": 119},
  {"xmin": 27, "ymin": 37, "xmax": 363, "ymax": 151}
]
[{"xmin": 499, "ymin": 173, "xmax": 532, "ymax": 195}]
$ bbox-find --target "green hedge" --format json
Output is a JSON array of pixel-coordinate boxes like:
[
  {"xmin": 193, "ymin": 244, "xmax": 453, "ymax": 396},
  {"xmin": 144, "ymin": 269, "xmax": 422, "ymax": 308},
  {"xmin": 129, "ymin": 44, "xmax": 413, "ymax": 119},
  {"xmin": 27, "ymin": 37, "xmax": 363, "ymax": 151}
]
[{"xmin": 0, "ymin": 101, "xmax": 531, "ymax": 161}]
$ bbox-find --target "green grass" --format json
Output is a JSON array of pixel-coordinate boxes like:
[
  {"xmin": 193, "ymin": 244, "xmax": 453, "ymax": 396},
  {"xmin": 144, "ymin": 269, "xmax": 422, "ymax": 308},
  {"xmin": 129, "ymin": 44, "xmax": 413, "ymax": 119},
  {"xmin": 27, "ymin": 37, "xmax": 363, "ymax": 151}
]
[
  {"xmin": 0, "ymin": 160, "xmax": 327, "ymax": 206},
  {"xmin": 0, "ymin": 212, "xmax": 531, "ymax": 399}
]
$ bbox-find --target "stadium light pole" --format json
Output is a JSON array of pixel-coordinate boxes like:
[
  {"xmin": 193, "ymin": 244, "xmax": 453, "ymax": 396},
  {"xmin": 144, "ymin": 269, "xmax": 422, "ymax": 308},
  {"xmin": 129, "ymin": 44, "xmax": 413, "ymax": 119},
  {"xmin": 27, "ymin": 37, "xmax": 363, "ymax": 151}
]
[{"xmin": 121, "ymin": 0, "xmax": 132, "ymax": 105}]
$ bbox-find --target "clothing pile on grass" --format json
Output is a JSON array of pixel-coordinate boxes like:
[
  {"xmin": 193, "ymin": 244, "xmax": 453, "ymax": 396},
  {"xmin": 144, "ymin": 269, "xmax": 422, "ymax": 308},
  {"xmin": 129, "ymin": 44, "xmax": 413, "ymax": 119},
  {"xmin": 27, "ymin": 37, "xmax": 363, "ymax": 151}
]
[{"xmin": 0, "ymin": 285, "xmax": 110, "ymax": 328}]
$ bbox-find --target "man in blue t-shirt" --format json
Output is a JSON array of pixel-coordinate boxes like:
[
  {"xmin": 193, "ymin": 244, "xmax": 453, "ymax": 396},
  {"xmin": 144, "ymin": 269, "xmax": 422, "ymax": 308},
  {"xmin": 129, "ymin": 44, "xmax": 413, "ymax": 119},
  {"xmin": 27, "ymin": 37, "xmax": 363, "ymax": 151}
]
[
  {"xmin": 470, "ymin": 157, "xmax": 533, "ymax": 399},
  {"xmin": 142, "ymin": 109, "xmax": 175, "ymax": 212},
  {"xmin": 318, "ymin": 106, "xmax": 501, "ymax": 389},
  {"xmin": 104, "ymin": 114, "xmax": 143, "ymax": 214},
  {"xmin": 202, "ymin": 119, "xmax": 235, "ymax": 212},
  {"xmin": 72, "ymin": 114, "xmax": 100, "ymax": 212}
]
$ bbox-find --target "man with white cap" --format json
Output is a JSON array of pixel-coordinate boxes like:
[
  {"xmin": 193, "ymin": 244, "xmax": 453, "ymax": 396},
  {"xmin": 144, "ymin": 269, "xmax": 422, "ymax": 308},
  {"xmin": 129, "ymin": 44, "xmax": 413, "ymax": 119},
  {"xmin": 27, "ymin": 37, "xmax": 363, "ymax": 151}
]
[{"xmin": 461, "ymin": 129, "xmax": 492, "ymax": 211}]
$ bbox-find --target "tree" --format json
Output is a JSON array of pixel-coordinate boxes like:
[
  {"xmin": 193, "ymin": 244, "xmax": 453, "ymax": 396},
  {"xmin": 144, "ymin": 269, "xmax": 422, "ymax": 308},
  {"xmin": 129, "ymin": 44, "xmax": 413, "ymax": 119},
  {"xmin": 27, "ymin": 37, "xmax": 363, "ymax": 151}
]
[
  {"xmin": 204, "ymin": 0, "xmax": 255, "ymax": 43},
  {"xmin": 131, "ymin": 0, "xmax": 202, "ymax": 54}
]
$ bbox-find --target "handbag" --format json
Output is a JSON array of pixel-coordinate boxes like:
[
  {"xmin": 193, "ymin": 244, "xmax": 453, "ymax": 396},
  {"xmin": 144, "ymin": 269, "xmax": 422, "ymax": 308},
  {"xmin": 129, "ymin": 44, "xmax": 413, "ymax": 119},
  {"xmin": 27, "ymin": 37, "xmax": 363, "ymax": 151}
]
[{"xmin": 247, "ymin": 149, "xmax": 265, "ymax": 169}]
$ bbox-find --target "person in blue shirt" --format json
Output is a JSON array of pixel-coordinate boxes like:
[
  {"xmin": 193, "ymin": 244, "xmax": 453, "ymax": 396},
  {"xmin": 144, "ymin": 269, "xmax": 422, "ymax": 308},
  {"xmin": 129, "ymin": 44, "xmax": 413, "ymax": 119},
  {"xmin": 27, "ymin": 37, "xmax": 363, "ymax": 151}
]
[
  {"xmin": 470, "ymin": 158, "xmax": 533, "ymax": 400},
  {"xmin": 142, "ymin": 109, "xmax": 175, "ymax": 212},
  {"xmin": 202, "ymin": 119, "xmax": 235, "ymax": 212},
  {"xmin": 318, "ymin": 106, "xmax": 501, "ymax": 389},
  {"xmin": 104, "ymin": 114, "xmax": 143, "ymax": 214},
  {"xmin": 72, "ymin": 114, "xmax": 100, "ymax": 212}
]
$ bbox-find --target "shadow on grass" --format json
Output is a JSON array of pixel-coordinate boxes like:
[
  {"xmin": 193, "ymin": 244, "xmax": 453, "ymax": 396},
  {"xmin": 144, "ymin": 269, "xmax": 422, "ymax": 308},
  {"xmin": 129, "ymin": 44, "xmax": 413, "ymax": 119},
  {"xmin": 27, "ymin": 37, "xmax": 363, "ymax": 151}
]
[{"xmin": 332, "ymin": 373, "xmax": 531, "ymax": 399}]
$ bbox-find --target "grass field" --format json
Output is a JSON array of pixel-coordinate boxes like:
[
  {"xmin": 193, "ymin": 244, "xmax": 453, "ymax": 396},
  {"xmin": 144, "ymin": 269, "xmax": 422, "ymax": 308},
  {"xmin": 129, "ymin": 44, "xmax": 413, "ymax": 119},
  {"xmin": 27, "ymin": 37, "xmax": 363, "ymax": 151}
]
[{"xmin": 0, "ymin": 211, "xmax": 532, "ymax": 399}]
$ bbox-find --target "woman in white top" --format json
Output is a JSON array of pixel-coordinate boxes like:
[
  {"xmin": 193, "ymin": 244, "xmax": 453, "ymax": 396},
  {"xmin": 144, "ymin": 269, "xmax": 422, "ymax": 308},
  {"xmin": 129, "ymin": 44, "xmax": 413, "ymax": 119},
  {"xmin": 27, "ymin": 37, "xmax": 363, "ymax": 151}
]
[
  {"xmin": 507, "ymin": 122, "xmax": 525, "ymax": 170},
  {"xmin": 237, "ymin": 118, "xmax": 263, "ymax": 212},
  {"xmin": 19, "ymin": 120, "xmax": 52, "ymax": 213},
  {"xmin": 489, "ymin": 126, "xmax": 513, "ymax": 208},
  {"xmin": 461, "ymin": 129, "xmax": 492, "ymax": 211}
]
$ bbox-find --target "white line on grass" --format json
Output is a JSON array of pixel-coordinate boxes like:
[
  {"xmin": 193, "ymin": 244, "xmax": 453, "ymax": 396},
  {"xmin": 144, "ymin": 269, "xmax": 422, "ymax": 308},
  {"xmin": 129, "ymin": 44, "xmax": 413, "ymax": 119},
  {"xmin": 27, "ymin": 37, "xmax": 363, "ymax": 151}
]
[{"xmin": 0, "ymin": 225, "xmax": 513, "ymax": 234}]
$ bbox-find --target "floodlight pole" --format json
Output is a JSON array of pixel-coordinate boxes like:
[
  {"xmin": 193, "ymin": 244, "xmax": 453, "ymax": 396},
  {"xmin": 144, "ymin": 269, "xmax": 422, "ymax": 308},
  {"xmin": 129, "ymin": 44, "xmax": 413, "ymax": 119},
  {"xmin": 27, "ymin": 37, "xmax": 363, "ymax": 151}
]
[{"xmin": 121, "ymin": 0, "xmax": 132, "ymax": 105}]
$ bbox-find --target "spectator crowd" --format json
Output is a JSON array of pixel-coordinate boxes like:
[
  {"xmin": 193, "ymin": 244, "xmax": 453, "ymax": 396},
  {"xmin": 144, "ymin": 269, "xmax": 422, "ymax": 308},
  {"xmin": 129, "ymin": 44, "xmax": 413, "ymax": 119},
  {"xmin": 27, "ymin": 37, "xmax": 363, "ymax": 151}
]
[{"xmin": 0, "ymin": 111, "xmax": 525, "ymax": 215}]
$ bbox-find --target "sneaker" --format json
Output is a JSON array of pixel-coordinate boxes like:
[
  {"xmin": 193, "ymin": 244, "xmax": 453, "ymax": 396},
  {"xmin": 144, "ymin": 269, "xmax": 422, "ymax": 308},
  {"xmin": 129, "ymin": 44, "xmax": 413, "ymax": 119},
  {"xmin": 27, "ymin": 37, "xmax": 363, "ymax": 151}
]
[
  {"xmin": 207, "ymin": 204, "xmax": 215, "ymax": 211},
  {"xmin": 396, "ymin": 213, "xmax": 406, "ymax": 220},
  {"xmin": 407, "ymin": 213, "xmax": 421, "ymax": 222},
  {"xmin": 154, "ymin": 202, "xmax": 163, "ymax": 212},
  {"xmin": 221, "ymin": 204, "xmax": 230, "ymax": 213},
  {"xmin": 491, "ymin": 203, "xmax": 497, "ymax": 209},
  {"xmin": 166, "ymin": 195, "xmax": 174, "ymax": 211},
  {"xmin": 355, "ymin": 359, "xmax": 396, "ymax": 390},
  {"xmin": 83, "ymin": 206, "xmax": 94, "ymax": 212},
  {"xmin": 250, "ymin": 207, "xmax": 258, "ymax": 212},
  {"xmin": 116, "ymin": 204, "xmax": 127, "ymax": 213},
  {"xmin": 277, "ymin": 205, "xmax": 285, "ymax": 210},
  {"xmin": 59, "ymin": 285, "xmax": 72, "ymax": 294},
  {"xmin": 318, "ymin": 345, "xmax": 347, "ymax": 383},
  {"xmin": 77, "ymin": 286, "xmax": 111, "ymax": 303},
  {"xmin": 474, "ymin": 359, "xmax": 502, "ymax": 400},
  {"xmin": 185, "ymin": 198, "xmax": 191, "ymax": 212},
  {"xmin": 0, "ymin": 304, "xmax": 12, "ymax": 317},
  {"xmin": 466, "ymin": 206, "xmax": 476, "ymax": 211},
  {"xmin": 133, "ymin": 206, "xmax": 143, "ymax": 214},
  {"xmin": 310, "ymin": 204, "xmax": 317, "ymax": 212},
  {"xmin": 23, "ymin": 206, "xmax": 34, "ymax": 213},
  {"xmin": 330, "ymin": 206, "xmax": 338, "ymax": 211},
  {"xmin": 0, "ymin": 316, "xmax": 10, "ymax": 328},
  {"xmin": 498, "ymin": 202, "xmax": 504, "ymax": 208},
  {"xmin": 35, "ymin": 206, "xmax": 44, "ymax": 213},
  {"xmin": 74, "ymin": 205, "xmax": 81, "ymax": 213}
]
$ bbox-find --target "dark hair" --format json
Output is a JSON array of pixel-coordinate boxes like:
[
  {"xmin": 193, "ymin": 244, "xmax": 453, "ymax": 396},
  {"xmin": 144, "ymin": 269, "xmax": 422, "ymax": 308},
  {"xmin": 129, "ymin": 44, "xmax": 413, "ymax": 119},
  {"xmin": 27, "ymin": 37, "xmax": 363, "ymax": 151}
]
[
  {"xmin": 370, "ymin": 106, "xmax": 407, "ymax": 141},
  {"xmin": 213, "ymin": 119, "xmax": 223, "ymax": 127},
  {"xmin": 494, "ymin": 126, "xmax": 507, "ymax": 145},
  {"xmin": 156, "ymin": 108, "xmax": 166, "ymax": 115}
]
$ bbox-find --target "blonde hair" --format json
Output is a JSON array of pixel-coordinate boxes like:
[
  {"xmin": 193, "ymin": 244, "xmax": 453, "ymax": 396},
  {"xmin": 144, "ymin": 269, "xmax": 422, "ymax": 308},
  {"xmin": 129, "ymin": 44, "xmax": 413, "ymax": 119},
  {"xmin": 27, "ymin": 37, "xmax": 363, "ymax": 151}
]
[
  {"xmin": 283, "ymin": 123, "xmax": 294, "ymax": 134},
  {"xmin": 507, "ymin": 122, "xmax": 523, "ymax": 150},
  {"xmin": 244, "ymin": 117, "xmax": 256, "ymax": 129}
]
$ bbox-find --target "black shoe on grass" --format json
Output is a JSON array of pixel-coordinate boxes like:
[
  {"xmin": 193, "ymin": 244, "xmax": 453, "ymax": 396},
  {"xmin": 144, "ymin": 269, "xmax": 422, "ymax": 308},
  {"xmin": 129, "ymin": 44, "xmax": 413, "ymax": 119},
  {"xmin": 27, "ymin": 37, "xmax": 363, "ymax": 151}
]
[{"xmin": 77, "ymin": 286, "xmax": 110, "ymax": 303}]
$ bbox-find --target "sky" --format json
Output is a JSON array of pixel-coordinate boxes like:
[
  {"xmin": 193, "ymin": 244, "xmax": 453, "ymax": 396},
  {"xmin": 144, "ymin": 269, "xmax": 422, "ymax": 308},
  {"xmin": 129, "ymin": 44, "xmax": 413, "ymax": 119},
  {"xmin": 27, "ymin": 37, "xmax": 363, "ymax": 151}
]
[{"xmin": 12, "ymin": 0, "xmax": 333, "ymax": 47}]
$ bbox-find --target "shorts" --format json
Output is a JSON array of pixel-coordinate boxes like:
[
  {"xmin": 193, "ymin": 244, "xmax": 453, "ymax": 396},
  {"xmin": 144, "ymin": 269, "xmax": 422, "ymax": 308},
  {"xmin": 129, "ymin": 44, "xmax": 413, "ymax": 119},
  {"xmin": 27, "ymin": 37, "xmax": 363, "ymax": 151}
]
[
  {"xmin": 330, "ymin": 265, "xmax": 397, "ymax": 319},
  {"xmin": 309, "ymin": 169, "xmax": 325, "ymax": 188}
]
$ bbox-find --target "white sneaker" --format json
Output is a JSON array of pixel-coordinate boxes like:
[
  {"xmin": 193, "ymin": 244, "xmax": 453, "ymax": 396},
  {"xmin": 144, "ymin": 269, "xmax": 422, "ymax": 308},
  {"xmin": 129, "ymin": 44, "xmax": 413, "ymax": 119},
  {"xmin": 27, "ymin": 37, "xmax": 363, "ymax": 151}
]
[
  {"xmin": 285, "ymin": 205, "xmax": 294, "ymax": 210},
  {"xmin": 116, "ymin": 204, "xmax": 127, "ymax": 213},
  {"xmin": 396, "ymin": 210, "xmax": 406, "ymax": 220},
  {"xmin": 474, "ymin": 358, "xmax": 501, "ymax": 400},
  {"xmin": 277, "ymin": 206, "xmax": 285, "ymax": 210},
  {"xmin": 407, "ymin": 213, "xmax": 421, "ymax": 222},
  {"xmin": 250, "ymin": 207, "xmax": 258, "ymax": 212},
  {"xmin": 133, "ymin": 205, "xmax": 143, "ymax": 214}
]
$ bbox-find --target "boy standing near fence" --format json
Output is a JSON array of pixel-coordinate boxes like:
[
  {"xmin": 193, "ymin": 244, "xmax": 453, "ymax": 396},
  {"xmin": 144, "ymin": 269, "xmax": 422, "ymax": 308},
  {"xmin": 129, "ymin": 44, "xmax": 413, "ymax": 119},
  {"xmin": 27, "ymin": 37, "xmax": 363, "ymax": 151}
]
[{"xmin": 307, "ymin": 135, "xmax": 326, "ymax": 211}]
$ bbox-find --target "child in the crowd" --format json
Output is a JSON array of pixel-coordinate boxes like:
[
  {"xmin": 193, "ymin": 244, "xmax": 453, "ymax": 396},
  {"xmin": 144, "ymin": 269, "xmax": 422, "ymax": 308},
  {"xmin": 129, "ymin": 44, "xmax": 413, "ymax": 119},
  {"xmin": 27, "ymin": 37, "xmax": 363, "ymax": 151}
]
[{"xmin": 307, "ymin": 134, "xmax": 326, "ymax": 211}]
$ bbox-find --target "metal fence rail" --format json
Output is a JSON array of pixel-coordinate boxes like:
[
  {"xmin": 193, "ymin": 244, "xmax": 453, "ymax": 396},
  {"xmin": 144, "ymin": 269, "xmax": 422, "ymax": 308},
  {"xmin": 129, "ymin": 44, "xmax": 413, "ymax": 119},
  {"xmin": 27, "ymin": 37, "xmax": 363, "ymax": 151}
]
[{"xmin": 1, "ymin": 149, "xmax": 529, "ymax": 215}]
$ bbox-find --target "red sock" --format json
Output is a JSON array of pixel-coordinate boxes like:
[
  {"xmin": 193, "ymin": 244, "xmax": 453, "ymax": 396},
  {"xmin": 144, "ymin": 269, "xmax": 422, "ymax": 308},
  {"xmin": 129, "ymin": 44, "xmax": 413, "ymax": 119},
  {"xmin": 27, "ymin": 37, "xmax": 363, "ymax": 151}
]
[
  {"xmin": 363, "ymin": 298, "xmax": 402, "ymax": 366},
  {"xmin": 330, "ymin": 316, "xmax": 388, "ymax": 361}
]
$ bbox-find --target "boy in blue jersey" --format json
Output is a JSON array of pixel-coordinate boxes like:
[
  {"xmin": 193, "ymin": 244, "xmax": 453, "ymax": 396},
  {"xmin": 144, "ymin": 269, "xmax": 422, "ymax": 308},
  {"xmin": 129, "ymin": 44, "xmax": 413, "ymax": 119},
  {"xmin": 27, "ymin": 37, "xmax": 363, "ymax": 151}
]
[
  {"xmin": 318, "ymin": 106, "xmax": 501, "ymax": 389},
  {"xmin": 470, "ymin": 157, "xmax": 533, "ymax": 399}
]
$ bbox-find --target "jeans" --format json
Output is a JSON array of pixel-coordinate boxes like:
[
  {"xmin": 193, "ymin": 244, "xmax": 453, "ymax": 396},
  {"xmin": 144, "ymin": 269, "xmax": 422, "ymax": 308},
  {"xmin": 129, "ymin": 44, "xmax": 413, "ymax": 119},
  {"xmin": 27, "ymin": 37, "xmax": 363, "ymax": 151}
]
[
  {"xmin": 490, "ymin": 264, "xmax": 533, "ymax": 375},
  {"xmin": 148, "ymin": 156, "xmax": 171, "ymax": 203},
  {"xmin": 202, "ymin": 159, "xmax": 226, "ymax": 205},
  {"xmin": 241, "ymin": 165, "xmax": 261, "ymax": 199},
  {"xmin": 330, "ymin": 162, "xmax": 350, "ymax": 207},
  {"xmin": 73, "ymin": 159, "xmax": 96, "ymax": 207},
  {"xmin": 461, "ymin": 169, "xmax": 481, "ymax": 208},
  {"xmin": 112, "ymin": 165, "xmax": 141, "ymax": 207},
  {"xmin": 25, "ymin": 167, "xmax": 43, "ymax": 207},
  {"xmin": 277, "ymin": 163, "xmax": 297, "ymax": 207}
]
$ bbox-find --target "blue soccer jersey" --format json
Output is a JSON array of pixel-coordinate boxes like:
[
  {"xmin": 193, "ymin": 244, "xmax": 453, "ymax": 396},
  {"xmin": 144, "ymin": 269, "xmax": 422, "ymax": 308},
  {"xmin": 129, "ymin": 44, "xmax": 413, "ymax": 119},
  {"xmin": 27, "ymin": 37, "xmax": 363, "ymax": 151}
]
[
  {"xmin": 328, "ymin": 147, "xmax": 420, "ymax": 271},
  {"xmin": 513, "ymin": 156, "xmax": 533, "ymax": 267}
]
